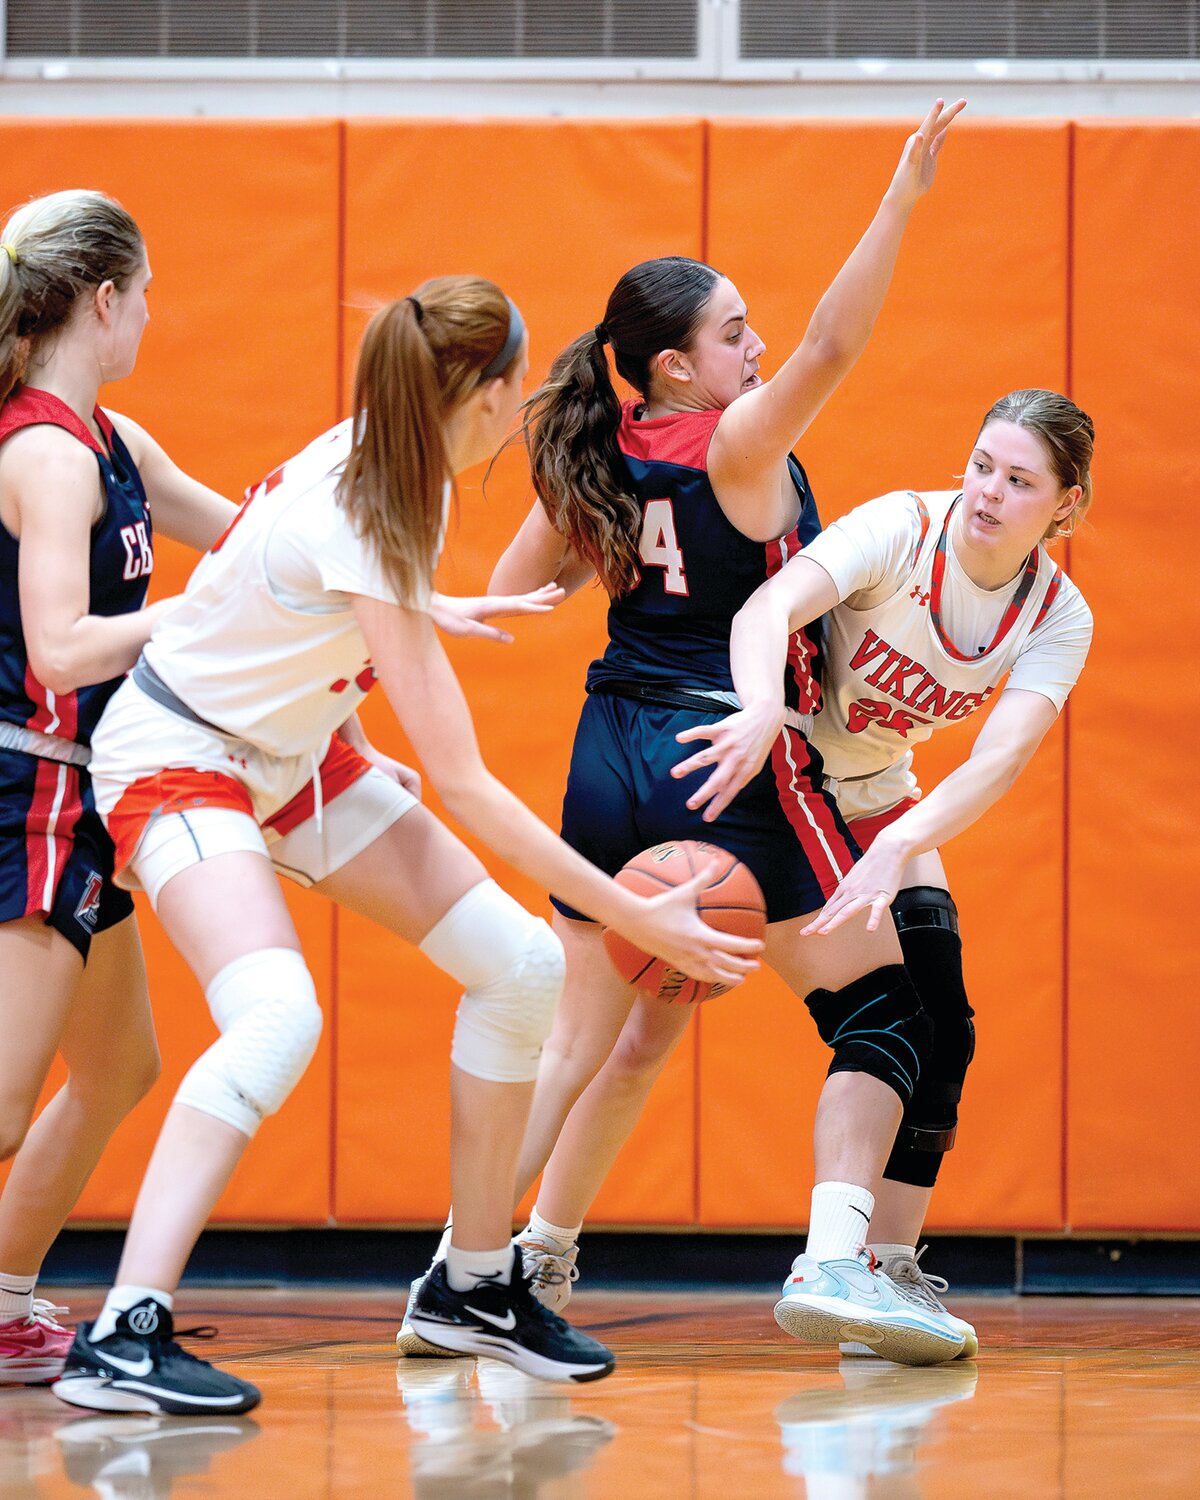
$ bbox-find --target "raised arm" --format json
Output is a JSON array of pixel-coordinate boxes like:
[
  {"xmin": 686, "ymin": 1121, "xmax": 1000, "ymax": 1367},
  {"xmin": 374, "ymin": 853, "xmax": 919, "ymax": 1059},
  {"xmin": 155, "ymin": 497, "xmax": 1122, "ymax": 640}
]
[
  {"xmin": 353, "ymin": 594, "xmax": 762, "ymax": 986},
  {"xmin": 804, "ymin": 688, "xmax": 1060, "ymax": 935},
  {"xmin": 709, "ymin": 100, "xmax": 964, "ymax": 512},
  {"xmin": 672, "ymin": 556, "xmax": 841, "ymax": 820}
]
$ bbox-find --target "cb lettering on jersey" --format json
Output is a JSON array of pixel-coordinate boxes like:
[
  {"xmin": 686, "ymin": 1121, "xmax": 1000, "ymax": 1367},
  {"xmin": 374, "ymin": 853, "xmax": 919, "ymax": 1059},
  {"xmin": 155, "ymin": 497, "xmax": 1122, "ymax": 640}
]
[{"xmin": 119, "ymin": 521, "xmax": 153, "ymax": 581}]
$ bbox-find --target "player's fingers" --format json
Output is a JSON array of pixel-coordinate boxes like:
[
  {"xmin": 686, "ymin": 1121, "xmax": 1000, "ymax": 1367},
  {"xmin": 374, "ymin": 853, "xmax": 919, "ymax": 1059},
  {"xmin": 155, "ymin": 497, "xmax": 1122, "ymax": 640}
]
[{"xmin": 675, "ymin": 724, "xmax": 718, "ymax": 746}]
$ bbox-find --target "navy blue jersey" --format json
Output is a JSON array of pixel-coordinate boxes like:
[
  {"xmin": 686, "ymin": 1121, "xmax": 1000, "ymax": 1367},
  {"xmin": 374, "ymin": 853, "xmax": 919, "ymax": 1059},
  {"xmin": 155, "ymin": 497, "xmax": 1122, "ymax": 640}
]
[
  {"xmin": 0, "ymin": 387, "xmax": 153, "ymax": 747},
  {"xmin": 585, "ymin": 401, "xmax": 822, "ymax": 714}
]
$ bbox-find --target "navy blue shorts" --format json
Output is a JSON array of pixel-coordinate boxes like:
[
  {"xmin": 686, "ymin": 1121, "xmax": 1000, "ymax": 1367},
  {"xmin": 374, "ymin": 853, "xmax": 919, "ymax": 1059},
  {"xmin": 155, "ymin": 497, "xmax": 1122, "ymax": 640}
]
[
  {"xmin": 553, "ymin": 692, "xmax": 860, "ymax": 926},
  {"xmin": 0, "ymin": 747, "xmax": 134, "ymax": 963}
]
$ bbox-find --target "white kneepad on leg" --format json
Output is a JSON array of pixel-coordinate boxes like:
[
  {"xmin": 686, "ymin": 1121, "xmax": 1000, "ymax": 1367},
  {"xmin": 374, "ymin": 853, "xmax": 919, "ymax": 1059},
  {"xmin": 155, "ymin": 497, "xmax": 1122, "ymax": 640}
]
[
  {"xmin": 175, "ymin": 948, "xmax": 323, "ymax": 1138},
  {"xmin": 419, "ymin": 880, "xmax": 565, "ymax": 1084}
]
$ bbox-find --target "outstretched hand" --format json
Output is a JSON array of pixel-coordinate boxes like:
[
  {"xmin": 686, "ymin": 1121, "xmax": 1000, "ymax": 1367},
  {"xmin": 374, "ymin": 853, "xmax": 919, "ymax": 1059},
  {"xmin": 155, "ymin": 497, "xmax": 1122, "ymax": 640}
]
[
  {"xmin": 887, "ymin": 97, "xmax": 966, "ymax": 210},
  {"xmin": 430, "ymin": 584, "xmax": 565, "ymax": 644},
  {"xmin": 623, "ymin": 860, "xmax": 764, "ymax": 988},
  {"xmin": 671, "ymin": 702, "xmax": 785, "ymax": 823},
  {"xmin": 800, "ymin": 832, "xmax": 910, "ymax": 937}
]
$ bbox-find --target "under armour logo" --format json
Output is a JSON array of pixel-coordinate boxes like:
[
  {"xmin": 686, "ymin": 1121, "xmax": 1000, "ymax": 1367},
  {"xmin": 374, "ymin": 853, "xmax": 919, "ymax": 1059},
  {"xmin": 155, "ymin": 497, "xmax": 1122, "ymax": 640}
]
[
  {"xmin": 127, "ymin": 1303, "xmax": 160, "ymax": 1336},
  {"xmin": 910, "ymin": 587, "xmax": 932, "ymax": 606}
]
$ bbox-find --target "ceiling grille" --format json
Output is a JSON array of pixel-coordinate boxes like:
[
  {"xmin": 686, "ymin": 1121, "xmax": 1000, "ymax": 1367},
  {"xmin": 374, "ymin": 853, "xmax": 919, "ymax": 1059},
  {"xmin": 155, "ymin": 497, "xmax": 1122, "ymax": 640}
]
[
  {"xmin": 5, "ymin": 1, "xmax": 700, "ymax": 59},
  {"xmin": 740, "ymin": 1, "xmax": 1200, "ymax": 61}
]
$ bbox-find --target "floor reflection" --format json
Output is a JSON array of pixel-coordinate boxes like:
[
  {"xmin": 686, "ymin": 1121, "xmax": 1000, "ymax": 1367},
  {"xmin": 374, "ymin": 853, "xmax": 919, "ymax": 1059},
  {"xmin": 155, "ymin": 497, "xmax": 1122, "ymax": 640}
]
[
  {"xmin": 397, "ymin": 1356, "xmax": 616, "ymax": 1497},
  {"xmin": 775, "ymin": 1359, "xmax": 978, "ymax": 1499}
]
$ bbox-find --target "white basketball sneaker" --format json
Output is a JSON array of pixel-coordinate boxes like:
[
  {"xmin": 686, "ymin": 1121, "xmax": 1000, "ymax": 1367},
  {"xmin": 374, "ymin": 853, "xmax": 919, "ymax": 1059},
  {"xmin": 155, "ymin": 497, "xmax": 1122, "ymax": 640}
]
[
  {"xmin": 774, "ymin": 1249, "xmax": 965, "ymax": 1366},
  {"xmin": 516, "ymin": 1234, "xmax": 579, "ymax": 1315},
  {"xmin": 840, "ymin": 1248, "xmax": 978, "ymax": 1360}
]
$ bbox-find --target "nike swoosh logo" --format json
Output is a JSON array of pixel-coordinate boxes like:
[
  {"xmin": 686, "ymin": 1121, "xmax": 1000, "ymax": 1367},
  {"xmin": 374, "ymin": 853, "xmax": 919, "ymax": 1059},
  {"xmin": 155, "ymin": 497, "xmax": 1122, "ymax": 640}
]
[
  {"xmin": 95, "ymin": 1349, "xmax": 154, "ymax": 1377},
  {"xmin": 464, "ymin": 1305, "xmax": 517, "ymax": 1332},
  {"xmin": 849, "ymin": 1205, "xmax": 870, "ymax": 1222}
]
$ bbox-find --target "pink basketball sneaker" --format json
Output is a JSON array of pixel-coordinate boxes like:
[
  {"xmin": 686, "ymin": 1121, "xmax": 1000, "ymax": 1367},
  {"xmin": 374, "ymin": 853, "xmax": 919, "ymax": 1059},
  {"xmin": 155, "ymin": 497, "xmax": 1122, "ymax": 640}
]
[{"xmin": 0, "ymin": 1301, "xmax": 73, "ymax": 1384}]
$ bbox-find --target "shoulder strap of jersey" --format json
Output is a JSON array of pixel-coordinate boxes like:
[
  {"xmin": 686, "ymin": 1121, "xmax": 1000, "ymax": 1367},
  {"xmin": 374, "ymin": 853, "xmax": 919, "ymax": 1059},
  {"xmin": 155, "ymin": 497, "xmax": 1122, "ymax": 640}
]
[{"xmin": 0, "ymin": 385, "xmax": 105, "ymax": 455}]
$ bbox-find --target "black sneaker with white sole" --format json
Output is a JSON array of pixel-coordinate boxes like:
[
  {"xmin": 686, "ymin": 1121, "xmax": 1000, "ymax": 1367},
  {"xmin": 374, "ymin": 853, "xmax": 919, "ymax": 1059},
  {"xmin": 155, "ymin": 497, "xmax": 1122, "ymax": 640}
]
[
  {"xmin": 51, "ymin": 1299, "xmax": 261, "ymax": 1417},
  {"xmin": 407, "ymin": 1249, "xmax": 614, "ymax": 1383}
]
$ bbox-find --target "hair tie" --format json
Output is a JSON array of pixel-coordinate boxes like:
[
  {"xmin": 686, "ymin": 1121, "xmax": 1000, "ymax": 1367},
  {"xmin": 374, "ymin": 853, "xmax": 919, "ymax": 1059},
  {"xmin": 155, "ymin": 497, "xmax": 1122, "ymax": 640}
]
[
  {"xmin": 1, "ymin": 244, "xmax": 18, "ymax": 266},
  {"xmin": 405, "ymin": 295, "xmax": 425, "ymax": 324},
  {"xmin": 594, "ymin": 323, "xmax": 610, "ymax": 346}
]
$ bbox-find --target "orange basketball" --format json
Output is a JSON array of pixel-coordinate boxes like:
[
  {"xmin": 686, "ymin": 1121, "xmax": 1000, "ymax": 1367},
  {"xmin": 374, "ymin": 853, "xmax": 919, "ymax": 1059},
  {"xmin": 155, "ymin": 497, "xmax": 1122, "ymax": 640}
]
[{"xmin": 602, "ymin": 840, "xmax": 767, "ymax": 1005}]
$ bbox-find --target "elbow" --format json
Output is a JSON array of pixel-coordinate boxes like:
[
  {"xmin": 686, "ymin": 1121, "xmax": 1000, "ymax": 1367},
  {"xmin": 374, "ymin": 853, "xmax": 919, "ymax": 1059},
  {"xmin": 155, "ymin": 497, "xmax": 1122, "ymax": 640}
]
[{"xmin": 28, "ymin": 651, "xmax": 83, "ymax": 699}]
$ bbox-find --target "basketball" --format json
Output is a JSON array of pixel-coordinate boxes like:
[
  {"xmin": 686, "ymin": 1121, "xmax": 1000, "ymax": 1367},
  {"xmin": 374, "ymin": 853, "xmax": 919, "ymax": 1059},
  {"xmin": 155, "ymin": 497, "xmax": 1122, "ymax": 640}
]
[{"xmin": 602, "ymin": 840, "xmax": 767, "ymax": 1004}]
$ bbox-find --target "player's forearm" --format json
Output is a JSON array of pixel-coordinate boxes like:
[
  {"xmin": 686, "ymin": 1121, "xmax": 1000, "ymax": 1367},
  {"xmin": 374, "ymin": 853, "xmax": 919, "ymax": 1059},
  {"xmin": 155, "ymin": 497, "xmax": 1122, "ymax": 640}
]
[
  {"xmin": 436, "ymin": 767, "xmax": 639, "ymax": 932},
  {"xmin": 28, "ymin": 602, "xmax": 168, "ymax": 698},
  {"xmin": 730, "ymin": 586, "xmax": 792, "ymax": 715},
  {"xmin": 875, "ymin": 742, "xmax": 1031, "ymax": 862}
]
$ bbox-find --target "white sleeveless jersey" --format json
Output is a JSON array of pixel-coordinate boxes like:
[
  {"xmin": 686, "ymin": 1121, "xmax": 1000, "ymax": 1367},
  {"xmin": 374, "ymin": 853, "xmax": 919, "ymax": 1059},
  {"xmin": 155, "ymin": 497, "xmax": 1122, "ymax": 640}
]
[
  {"xmin": 803, "ymin": 490, "xmax": 1092, "ymax": 818},
  {"xmin": 144, "ymin": 419, "xmax": 440, "ymax": 759}
]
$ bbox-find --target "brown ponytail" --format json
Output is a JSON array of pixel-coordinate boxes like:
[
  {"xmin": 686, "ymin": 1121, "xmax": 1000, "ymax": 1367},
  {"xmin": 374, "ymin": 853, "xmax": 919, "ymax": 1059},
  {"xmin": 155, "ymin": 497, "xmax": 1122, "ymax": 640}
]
[
  {"xmin": 521, "ymin": 255, "xmax": 721, "ymax": 598},
  {"xmin": 338, "ymin": 275, "xmax": 517, "ymax": 608},
  {"xmin": 0, "ymin": 189, "xmax": 145, "ymax": 405}
]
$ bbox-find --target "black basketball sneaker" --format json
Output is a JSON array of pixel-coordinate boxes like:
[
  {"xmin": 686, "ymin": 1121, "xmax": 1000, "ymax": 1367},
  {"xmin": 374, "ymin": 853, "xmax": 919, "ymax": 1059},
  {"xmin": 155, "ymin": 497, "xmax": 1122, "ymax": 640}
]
[
  {"xmin": 407, "ymin": 1248, "xmax": 615, "ymax": 1383},
  {"xmin": 51, "ymin": 1299, "xmax": 261, "ymax": 1416}
]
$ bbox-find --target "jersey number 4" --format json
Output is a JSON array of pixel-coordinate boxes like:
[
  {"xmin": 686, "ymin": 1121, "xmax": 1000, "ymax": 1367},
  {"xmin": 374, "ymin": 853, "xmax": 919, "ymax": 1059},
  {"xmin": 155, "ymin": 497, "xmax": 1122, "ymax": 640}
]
[{"xmin": 639, "ymin": 499, "xmax": 688, "ymax": 595}]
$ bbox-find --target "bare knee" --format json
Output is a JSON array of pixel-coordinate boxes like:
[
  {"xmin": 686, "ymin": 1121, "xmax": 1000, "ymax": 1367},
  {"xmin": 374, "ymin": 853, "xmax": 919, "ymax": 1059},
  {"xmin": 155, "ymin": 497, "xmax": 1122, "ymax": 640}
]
[
  {"xmin": 604, "ymin": 1026, "xmax": 678, "ymax": 1091},
  {"xmin": 70, "ymin": 1038, "xmax": 162, "ymax": 1117},
  {"xmin": 0, "ymin": 1110, "xmax": 33, "ymax": 1163}
]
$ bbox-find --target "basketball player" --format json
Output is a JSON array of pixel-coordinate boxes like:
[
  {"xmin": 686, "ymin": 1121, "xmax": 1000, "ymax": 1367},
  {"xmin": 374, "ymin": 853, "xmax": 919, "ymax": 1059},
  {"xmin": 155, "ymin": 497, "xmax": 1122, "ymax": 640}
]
[
  {"xmin": 675, "ymin": 388, "xmax": 1094, "ymax": 1354},
  {"xmin": 51, "ymin": 278, "xmax": 759, "ymax": 1416},
  {"xmin": 0, "ymin": 190, "xmax": 238, "ymax": 1385},
  {"xmin": 403, "ymin": 102, "xmax": 967, "ymax": 1368}
]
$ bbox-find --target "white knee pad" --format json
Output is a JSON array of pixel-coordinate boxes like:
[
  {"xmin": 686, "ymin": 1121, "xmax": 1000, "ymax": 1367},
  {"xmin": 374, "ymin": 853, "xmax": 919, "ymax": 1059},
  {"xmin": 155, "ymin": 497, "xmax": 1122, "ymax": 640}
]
[
  {"xmin": 419, "ymin": 880, "xmax": 565, "ymax": 1084},
  {"xmin": 175, "ymin": 948, "xmax": 323, "ymax": 1137}
]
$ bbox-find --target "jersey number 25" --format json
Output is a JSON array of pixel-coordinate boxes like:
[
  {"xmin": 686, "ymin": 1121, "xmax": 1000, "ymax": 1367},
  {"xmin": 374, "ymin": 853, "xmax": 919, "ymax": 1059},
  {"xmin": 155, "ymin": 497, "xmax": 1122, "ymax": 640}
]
[{"xmin": 639, "ymin": 499, "xmax": 688, "ymax": 596}]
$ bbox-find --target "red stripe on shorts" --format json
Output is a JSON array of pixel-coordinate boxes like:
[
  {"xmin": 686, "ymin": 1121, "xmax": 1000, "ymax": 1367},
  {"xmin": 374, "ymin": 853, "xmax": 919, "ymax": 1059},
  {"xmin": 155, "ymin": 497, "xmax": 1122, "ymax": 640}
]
[
  {"xmin": 107, "ymin": 768, "xmax": 254, "ymax": 878},
  {"xmin": 24, "ymin": 760, "xmax": 81, "ymax": 916},
  {"xmin": 770, "ymin": 726, "xmax": 857, "ymax": 899},
  {"xmin": 263, "ymin": 736, "xmax": 372, "ymax": 838},
  {"xmin": 847, "ymin": 798, "xmax": 919, "ymax": 852}
]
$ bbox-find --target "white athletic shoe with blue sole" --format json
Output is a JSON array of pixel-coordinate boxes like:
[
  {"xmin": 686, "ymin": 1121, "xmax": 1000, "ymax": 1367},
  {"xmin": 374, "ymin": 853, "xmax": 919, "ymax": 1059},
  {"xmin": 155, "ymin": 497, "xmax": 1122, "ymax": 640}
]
[
  {"xmin": 774, "ymin": 1252, "xmax": 965, "ymax": 1366},
  {"xmin": 840, "ymin": 1249, "xmax": 978, "ymax": 1360}
]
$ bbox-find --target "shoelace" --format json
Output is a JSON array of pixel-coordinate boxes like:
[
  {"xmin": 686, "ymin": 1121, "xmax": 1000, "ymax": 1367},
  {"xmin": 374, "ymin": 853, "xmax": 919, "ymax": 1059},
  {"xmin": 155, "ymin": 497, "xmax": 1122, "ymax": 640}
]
[
  {"xmin": 30, "ymin": 1300, "xmax": 70, "ymax": 1330},
  {"xmin": 522, "ymin": 1243, "xmax": 579, "ymax": 1292},
  {"xmin": 889, "ymin": 1248, "xmax": 951, "ymax": 1313}
]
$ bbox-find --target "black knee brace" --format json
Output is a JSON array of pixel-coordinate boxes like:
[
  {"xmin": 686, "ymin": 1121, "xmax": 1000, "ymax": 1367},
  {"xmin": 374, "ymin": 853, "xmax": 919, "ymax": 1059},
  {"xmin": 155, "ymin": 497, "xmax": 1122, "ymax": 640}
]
[
  {"xmin": 804, "ymin": 964, "xmax": 931, "ymax": 1106},
  {"xmin": 883, "ymin": 886, "xmax": 976, "ymax": 1189}
]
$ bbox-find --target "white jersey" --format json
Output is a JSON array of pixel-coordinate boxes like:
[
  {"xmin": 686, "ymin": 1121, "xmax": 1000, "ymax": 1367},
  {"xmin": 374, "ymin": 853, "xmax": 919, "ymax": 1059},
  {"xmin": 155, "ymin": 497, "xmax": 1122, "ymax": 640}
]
[
  {"xmin": 144, "ymin": 419, "xmax": 440, "ymax": 759},
  {"xmin": 803, "ymin": 490, "xmax": 1092, "ymax": 819}
]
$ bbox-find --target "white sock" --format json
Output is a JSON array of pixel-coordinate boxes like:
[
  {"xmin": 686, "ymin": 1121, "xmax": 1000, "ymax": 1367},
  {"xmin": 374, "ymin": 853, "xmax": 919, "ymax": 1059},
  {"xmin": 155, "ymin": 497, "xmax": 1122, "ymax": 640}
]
[
  {"xmin": 802, "ymin": 1181, "xmax": 875, "ymax": 1264},
  {"xmin": 90, "ymin": 1285, "xmax": 175, "ymax": 1343},
  {"xmin": 0, "ymin": 1271, "xmax": 35, "ymax": 1321},
  {"xmin": 869, "ymin": 1241, "xmax": 917, "ymax": 1270},
  {"xmin": 445, "ymin": 1246, "xmax": 514, "ymax": 1292},
  {"xmin": 525, "ymin": 1207, "xmax": 581, "ymax": 1250},
  {"xmin": 430, "ymin": 1214, "xmax": 453, "ymax": 1271}
]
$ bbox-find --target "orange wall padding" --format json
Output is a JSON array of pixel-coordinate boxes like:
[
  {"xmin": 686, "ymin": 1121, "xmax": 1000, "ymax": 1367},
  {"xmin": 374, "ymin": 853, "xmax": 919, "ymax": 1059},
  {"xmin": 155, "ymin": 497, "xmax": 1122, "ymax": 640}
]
[
  {"xmin": 0, "ymin": 121, "xmax": 341, "ymax": 1222},
  {"xmin": 335, "ymin": 121, "xmax": 706, "ymax": 1223},
  {"xmin": 697, "ymin": 120, "xmax": 1072, "ymax": 1231},
  {"xmin": 0, "ymin": 115, "xmax": 1193, "ymax": 1235},
  {"xmin": 1067, "ymin": 123, "xmax": 1200, "ymax": 1230}
]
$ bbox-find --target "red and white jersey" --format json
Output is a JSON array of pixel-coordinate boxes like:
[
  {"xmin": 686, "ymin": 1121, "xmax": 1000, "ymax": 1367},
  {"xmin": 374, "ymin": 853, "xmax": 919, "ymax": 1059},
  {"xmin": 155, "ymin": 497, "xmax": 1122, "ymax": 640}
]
[
  {"xmin": 143, "ymin": 419, "xmax": 443, "ymax": 758},
  {"xmin": 803, "ymin": 490, "xmax": 1092, "ymax": 819}
]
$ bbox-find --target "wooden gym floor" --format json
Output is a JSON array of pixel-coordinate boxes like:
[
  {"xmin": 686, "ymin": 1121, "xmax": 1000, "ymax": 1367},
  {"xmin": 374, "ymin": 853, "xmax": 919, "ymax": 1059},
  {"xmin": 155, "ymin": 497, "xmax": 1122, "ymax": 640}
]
[{"xmin": 2, "ymin": 1289, "xmax": 1197, "ymax": 1497}]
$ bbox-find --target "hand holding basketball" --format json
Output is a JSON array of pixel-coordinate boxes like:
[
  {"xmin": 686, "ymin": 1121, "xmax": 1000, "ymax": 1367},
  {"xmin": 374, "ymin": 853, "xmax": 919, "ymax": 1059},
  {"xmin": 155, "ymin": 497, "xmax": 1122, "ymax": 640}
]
[{"xmin": 603, "ymin": 841, "xmax": 767, "ymax": 1004}]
